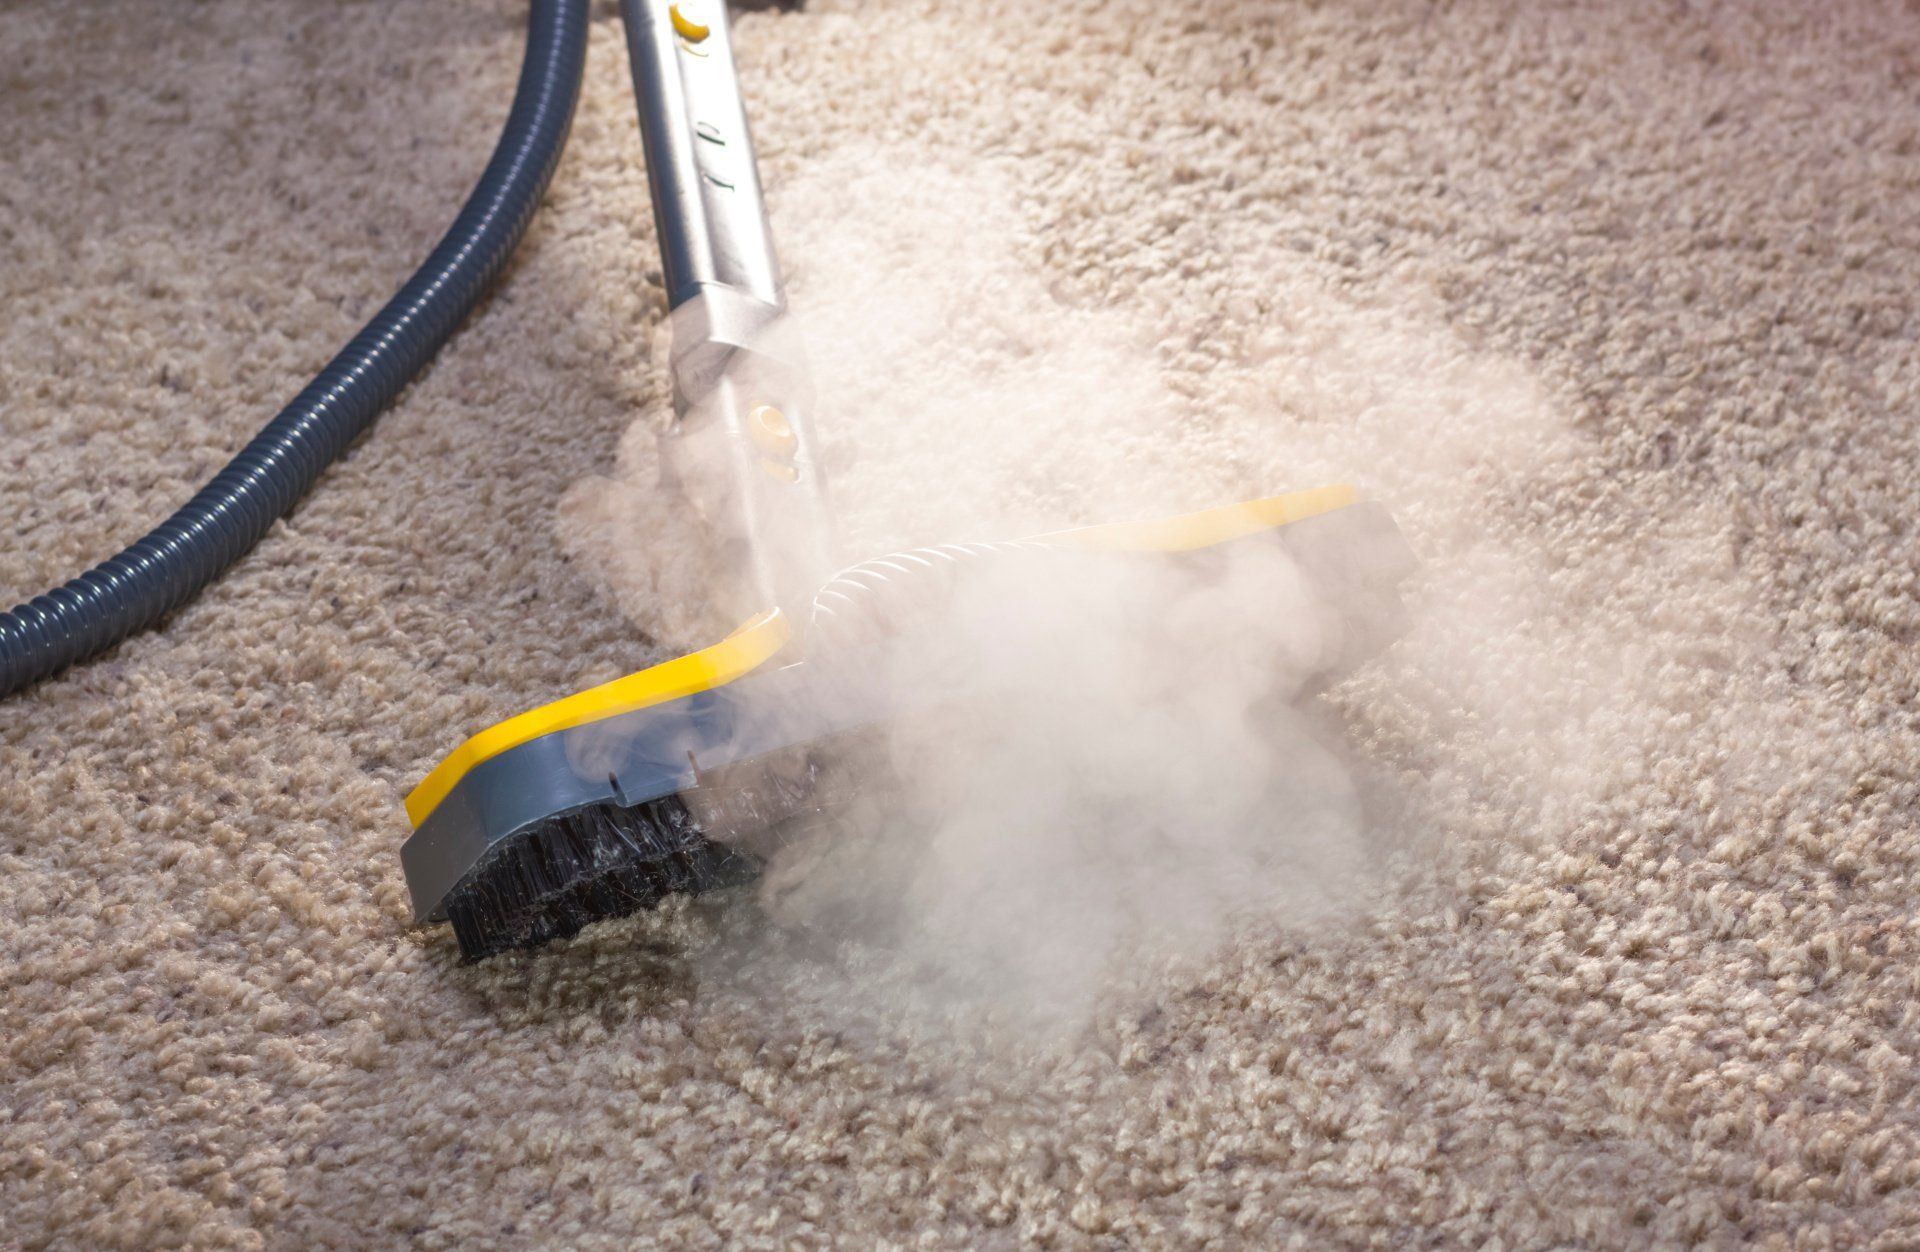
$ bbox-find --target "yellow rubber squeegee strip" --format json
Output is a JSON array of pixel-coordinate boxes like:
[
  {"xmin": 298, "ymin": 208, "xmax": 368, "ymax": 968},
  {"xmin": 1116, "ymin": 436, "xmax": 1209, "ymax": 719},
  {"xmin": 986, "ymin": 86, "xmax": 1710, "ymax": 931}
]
[
  {"xmin": 404, "ymin": 609, "xmax": 791, "ymax": 829},
  {"xmin": 1043, "ymin": 483, "xmax": 1357, "ymax": 551}
]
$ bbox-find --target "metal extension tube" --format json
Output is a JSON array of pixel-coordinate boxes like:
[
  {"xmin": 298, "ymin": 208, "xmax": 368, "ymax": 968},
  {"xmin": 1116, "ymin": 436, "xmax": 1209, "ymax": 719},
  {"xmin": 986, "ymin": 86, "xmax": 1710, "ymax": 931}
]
[{"xmin": 620, "ymin": 0, "xmax": 838, "ymax": 620}]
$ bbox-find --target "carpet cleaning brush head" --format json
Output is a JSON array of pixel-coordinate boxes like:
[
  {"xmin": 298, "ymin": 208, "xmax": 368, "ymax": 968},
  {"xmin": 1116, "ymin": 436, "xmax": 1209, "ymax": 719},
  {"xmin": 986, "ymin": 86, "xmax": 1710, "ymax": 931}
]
[{"xmin": 401, "ymin": 490, "xmax": 1417, "ymax": 960}]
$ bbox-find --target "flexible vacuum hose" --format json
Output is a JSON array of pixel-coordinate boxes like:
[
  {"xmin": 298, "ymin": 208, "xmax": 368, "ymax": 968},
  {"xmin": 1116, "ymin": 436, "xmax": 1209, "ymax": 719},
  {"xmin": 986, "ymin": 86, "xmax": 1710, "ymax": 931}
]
[{"xmin": 0, "ymin": 0, "xmax": 591, "ymax": 697}]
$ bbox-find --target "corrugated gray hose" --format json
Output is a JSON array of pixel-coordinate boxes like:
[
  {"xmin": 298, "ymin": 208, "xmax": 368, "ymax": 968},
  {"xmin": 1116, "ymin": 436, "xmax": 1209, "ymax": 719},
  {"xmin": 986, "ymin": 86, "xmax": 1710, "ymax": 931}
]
[{"xmin": 0, "ymin": 0, "xmax": 590, "ymax": 697}]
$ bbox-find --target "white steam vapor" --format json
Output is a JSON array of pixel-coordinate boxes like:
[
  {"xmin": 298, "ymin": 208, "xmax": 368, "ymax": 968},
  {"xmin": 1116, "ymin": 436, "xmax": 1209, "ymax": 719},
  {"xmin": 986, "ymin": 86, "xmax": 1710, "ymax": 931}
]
[
  {"xmin": 747, "ymin": 539, "xmax": 1375, "ymax": 1025},
  {"xmin": 560, "ymin": 147, "xmax": 1605, "ymax": 1029}
]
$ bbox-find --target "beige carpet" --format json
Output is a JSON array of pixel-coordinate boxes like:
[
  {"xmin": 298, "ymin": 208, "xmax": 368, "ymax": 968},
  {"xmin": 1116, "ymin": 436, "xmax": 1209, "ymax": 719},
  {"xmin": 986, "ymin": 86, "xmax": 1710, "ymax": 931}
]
[{"xmin": 4, "ymin": 0, "xmax": 1919, "ymax": 1246}]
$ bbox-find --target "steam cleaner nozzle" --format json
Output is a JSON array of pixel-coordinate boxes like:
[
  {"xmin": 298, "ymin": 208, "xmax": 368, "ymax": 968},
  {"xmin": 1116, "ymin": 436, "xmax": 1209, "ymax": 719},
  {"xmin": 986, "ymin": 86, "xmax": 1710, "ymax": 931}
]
[{"xmin": 400, "ymin": 487, "xmax": 1417, "ymax": 961}]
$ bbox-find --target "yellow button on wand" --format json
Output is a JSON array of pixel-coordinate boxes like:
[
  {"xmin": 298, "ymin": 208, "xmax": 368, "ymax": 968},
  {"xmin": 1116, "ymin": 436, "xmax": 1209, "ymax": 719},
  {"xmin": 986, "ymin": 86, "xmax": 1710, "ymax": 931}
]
[
  {"xmin": 670, "ymin": 4, "xmax": 709, "ymax": 42},
  {"xmin": 748, "ymin": 404, "xmax": 798, "ymax": 459},
  {"xmin": 748, "ymin": 405, "xmax": 800, "ymax": 482}
]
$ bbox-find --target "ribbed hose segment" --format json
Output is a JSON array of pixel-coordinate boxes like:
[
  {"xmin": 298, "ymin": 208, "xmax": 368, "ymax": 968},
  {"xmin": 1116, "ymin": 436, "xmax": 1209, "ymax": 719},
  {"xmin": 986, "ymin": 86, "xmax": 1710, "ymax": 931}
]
[{"xmin": 0, "ymin": 0, "xmax": 591, "ymax": 696}]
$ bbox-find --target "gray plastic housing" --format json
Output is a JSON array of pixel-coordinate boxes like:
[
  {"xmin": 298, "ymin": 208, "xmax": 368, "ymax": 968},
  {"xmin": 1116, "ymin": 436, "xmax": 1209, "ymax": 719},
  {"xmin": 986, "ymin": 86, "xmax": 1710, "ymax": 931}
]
[{"xmin": 400, "ymin": 659, "xmax": 890, "ymax": 925}]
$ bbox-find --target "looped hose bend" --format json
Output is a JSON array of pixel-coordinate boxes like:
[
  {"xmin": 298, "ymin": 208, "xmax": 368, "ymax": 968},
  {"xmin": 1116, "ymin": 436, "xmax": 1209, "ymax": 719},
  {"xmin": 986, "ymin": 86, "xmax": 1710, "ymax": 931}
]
[{"xmin": 0, "ymin": 0, "xmax": 591, "ymax": 696}]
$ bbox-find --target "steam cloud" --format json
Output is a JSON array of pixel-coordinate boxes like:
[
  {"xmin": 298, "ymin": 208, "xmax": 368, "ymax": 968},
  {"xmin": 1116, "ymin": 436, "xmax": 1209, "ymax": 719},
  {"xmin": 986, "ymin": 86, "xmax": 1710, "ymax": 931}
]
[
  {"xmin": 746, "ymin": 538, "xmax": 1376, "ymax": 1026},
  {"xmin": 561, "ymin": 148, "xmax": 1606, "ymax": 1029}
]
